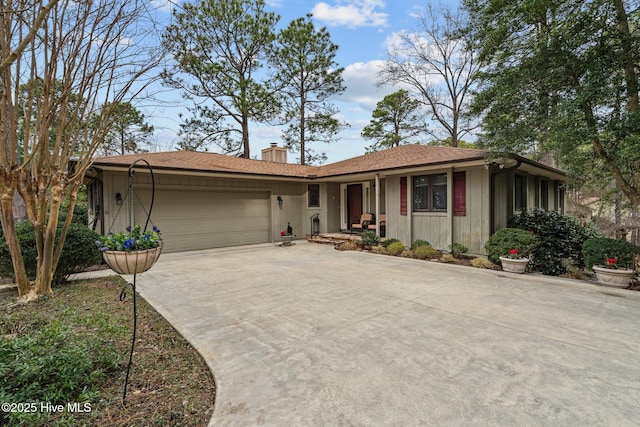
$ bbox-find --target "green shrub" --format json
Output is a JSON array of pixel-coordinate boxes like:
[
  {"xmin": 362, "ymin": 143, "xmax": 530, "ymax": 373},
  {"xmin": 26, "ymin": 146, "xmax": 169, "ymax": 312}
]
[
  {"xmin": 484, "ymin": 228, "xmax": 538, "ymax": 264},
  {"xmin": 509, "ymin": 208, "xmax": 600, "ymax": 276},
  {"xmin": 413, "ymin": 245, "xmax": 439, "ymax": 260},
  {"xmin": 449, "ymin": 242, "xmax": 468, "ymax": 257},
  {"xmin": 0, "ymin": 314, "xmax": 124, "ymax": 425},
  {"xmin": 386, "ymin": 241, "xmax": 406, "ymax": 256},
  {"xmin": 382, "ymin": 238, "xmax": 400, "ymax": 249},
  {"xmin": 360, "ymin": 230, "xmax": 380, "ymax": 247},
  {"xmin": 411, "ymin": 239, "xmax": 431, "ymax": 250},
  {"xmin": 0, "ymin": 222, "xmax": 102, "ymax": 284},
  {"xmin": 582, "ymin": 237, "xmax": 638, "ymax": 271}
]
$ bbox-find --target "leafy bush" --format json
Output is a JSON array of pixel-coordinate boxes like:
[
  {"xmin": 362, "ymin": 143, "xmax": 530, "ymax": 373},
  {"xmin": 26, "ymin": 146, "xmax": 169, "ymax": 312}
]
[
  {"xmin": 449, "ymin": 242, "xmax": 468, "ymax": 257},
  {"xmin": 509, "ymin": 208, "xmax": 600, "ymax": 275},
  {"xmin": 484, "ymin": 228, "xmax": 538, "ymax": 264},
  {"xmin": 411, "ymin": 239, "xmax": 431, "ymax": 250},
  {"xmin": 0, "ymin": 222, "xmax": 102, "ymax": 284},
  {"xmin": 386, "ymin": 241, "xmax": 406, "ymax": 256},
  {"xmin": 382, "ymin": 238, "xmax": 400, "ymax": 249},
  {"xmin": 0, "ymin": 311, "xmax": 124, "ymax": 425},
  {"xmin": 413, "ymin": 245, "xmax": 439, "ymax": 260},
  {"xmin": 360, "ymin": 230, "xmax": 380, "ymax": 247},
  {"xmin": 582, "ymin": 237, "xmax": 638, "ymax": 271}
]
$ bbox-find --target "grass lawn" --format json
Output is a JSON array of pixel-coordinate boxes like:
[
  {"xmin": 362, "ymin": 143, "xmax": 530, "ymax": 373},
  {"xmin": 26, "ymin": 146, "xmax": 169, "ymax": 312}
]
[{"xmin": 0, "ymin": 276, "xmax": 215, "ymax": 426}]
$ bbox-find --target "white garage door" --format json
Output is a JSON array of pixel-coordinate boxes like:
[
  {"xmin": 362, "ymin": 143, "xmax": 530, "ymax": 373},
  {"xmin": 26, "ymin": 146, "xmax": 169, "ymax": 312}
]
[{"xmin": 135, "ymin": 189, "xmax": 271, "ymax": 253}]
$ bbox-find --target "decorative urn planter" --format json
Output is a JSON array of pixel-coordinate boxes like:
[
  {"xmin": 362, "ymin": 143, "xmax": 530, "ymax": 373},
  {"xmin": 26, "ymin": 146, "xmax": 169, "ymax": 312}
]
[
  {"xmin": 103, "ymin": 246, "xmax": 162, "ymax": 275},
  {"xmin": 499, "ymin": 256, "xmax": 529, "ymax": 274},
  {"xmin": 592, "ymin": 266, "xmax": 634, "ymax": 288}
]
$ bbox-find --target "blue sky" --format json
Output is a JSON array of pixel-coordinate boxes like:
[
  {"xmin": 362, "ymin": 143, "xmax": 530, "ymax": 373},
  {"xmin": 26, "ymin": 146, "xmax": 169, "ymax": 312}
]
[{"xmin": 147, "ymin": 0, "xmax": 457, "ymax": 163}]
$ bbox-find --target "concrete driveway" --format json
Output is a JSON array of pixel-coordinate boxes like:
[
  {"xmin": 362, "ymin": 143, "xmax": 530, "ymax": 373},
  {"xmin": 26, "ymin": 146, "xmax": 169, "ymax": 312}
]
[{"xmin": 135, "ymin": 241, "xmax": 640, "ymax": 426}]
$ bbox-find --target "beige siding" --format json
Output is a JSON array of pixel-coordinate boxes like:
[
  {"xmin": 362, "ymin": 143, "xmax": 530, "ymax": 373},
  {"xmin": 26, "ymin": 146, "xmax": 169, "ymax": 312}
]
[
  {"xmin": 452, "ymin": 168, "xmax": 491, "ymax": 255},
  {"xmin": 412, "ymin": 214, "xmax": 450, "ymax": 249},
  {"xmin": 384, "ymin": 175, "xmax": 412, "ymax": 247},
  {"xmin": 493, "ymin": 173, "xmax": 509, "ymax": 231}
]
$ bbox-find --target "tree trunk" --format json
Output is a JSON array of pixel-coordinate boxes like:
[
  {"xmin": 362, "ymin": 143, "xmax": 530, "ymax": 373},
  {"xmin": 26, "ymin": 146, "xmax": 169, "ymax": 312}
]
[
  {"xmin": 0, "ymin": 183, "xmax": 31, "ymax": 296},
  {"xmin": 299, "ymin": 98, "xmax": 306, "ymax": 165},
  {"xmin": 613, "ymin": 0, "xmax": 639, "ymax": 114}
]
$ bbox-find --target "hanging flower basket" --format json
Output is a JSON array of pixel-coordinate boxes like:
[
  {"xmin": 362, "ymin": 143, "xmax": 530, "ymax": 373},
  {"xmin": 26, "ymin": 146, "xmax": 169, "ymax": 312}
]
[
  {"xmin": 96, "ymin": 225, "xmax": 163, "ymax": 275},
  {"xmin": 102, "ymin": 245, "xmax": 162, "ymax": 275}
]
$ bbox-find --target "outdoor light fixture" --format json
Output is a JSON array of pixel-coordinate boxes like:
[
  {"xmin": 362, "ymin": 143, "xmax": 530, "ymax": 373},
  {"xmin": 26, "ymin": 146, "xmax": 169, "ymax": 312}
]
[
  {"xmin": 277, "ymin": 195, "xmax": 283, "ymax": 206},
  {"xmin": 116, "ymin": 192, "xmax": 123, "ymax": 205}
]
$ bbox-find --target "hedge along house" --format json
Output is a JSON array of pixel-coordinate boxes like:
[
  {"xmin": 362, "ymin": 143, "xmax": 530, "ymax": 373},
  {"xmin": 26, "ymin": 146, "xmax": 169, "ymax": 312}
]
[{"xmin": 87, "ymin": 144, "xmax": 566, "ymax": 255}]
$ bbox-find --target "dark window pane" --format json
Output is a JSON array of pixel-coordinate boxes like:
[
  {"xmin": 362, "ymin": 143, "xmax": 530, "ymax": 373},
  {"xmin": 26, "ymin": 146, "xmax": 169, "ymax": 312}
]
[
  {"xmin": 414, "ymin": 185, "xmax": 429, "ymax": 211},
  {"xmin": 308, "ymin": 184, "xmax": 320, "ymax": 207},
  {"xmin": 432, "ymin": 175, "xmax": 447, "ymax": 211}
]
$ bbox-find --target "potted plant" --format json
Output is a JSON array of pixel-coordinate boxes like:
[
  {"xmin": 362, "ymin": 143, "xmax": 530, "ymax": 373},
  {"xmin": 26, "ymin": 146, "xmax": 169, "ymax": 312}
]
[
  {"xmin": 280, "ymin": 229, "xmax": 293, "ymax": 246},
  {"xmin": 485, "ymin": 228, "xmax": 537, "ymax": 274},
  {"xmin": 499, "ymin": 248, "xmax": 530, "ymax": 274},
  {"xmin": 96, "ymin": 225, "xmax": 163, "ymax": 274},
  {"xmin": 582, "ymin": 237, "xmax": 637, "ymax": 288}
]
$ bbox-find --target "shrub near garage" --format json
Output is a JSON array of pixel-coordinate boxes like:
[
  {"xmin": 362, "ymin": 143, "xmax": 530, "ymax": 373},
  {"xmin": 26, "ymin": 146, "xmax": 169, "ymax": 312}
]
[
  {"xmin": 0, "ymin": 222, "xmax": 102, "ymax": 285},
  {"xmin": 509, "ymin": 208, "xmax": 600, "ymax": 276}
]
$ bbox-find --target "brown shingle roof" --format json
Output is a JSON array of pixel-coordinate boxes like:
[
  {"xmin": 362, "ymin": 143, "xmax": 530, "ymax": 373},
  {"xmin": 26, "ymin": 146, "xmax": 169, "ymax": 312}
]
[
  {"xmin": 93, "ymin": 150, "xmax": 316, "ymax": 178},
  {"xmin": 92, "ymin": 145, "xmax": 492, "ymax": 178},
  {"xmin": 314, "ymin": 144, "xmax": 489, "ymax": 177}
]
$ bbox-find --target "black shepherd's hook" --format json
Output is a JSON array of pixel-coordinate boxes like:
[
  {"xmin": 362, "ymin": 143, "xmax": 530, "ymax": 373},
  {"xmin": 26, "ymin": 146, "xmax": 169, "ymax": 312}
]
[
  {"xmin": 121, "ymin": 158, "xmax": 156, "ymax": 407},
  {"xmin": 127, "ymin": 158, "xmax": 156, "ymax": 234}
]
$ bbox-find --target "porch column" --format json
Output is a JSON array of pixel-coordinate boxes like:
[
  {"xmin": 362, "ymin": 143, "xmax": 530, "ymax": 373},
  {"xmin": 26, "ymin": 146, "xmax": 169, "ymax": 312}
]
[{"xmin": 375, "ymin": 173, "xmax": 380, "ymax": 236}]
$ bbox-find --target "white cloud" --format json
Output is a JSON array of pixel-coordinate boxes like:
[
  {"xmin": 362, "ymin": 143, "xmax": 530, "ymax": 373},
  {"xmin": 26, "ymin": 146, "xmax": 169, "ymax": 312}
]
[
  {"xmin": 339, "ymin": 60, "xmax": 394, "ymax": 109},
  {"xmin": 312, "ymin": 0, "xmax": 388, "ymax": 29}
]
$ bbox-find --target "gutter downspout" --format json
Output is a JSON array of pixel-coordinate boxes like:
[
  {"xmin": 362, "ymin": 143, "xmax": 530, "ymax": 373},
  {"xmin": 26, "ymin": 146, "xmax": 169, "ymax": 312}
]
[
  {"xmin": 375, "ymin": 173, "xmax": 380, "ymax": 236},
  {"xmin": 489, "ymin": 159, "xmax": 522, "ymax": 235}
]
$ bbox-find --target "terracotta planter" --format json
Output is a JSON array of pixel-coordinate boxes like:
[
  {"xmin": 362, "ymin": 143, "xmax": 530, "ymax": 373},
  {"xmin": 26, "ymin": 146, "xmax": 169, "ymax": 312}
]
[
  {"xmin": 102, "ymin": 246, "xmax": 162, "ymax": 275},
  {"xmin": 499, "ymin": 256, "xmax": 529, "ymax": 274},
  {"xmin": 592, "ymin": 266, "xmax": 634, "ymax": 288}
]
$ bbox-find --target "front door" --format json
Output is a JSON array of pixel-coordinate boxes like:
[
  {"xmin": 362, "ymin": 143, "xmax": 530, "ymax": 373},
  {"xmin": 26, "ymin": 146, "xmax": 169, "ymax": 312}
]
[{"xmin": 347, "ymin": 184, "xmax": 362, "ymax": 230}]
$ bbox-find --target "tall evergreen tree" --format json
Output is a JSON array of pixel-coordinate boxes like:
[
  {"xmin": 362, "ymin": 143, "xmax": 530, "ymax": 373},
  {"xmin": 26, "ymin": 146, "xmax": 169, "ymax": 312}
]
[
  {"xmin": 269, "ymin": 14, "xmax": 346, "ymax": 165},
  {"xmin": 98, "ymin": 102, "xmax": 154, "ymax": 155},
  {"xmin": 162, "ymin": 0, "xmax": 280, "ymax": 158},
  {"xmin": 361, "ymin": 90, "xmax": 423, "ymax": 152},
  {"xmin": 466, "ymin": 0, "xmax": 640, "ymax": 212}
]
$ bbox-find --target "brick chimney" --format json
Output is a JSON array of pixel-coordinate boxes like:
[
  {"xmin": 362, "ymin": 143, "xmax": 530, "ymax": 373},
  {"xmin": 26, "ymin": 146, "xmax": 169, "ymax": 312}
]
[{"xmin": 261, "ymin": 143, "xmax": 287, "ymax": 163}]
